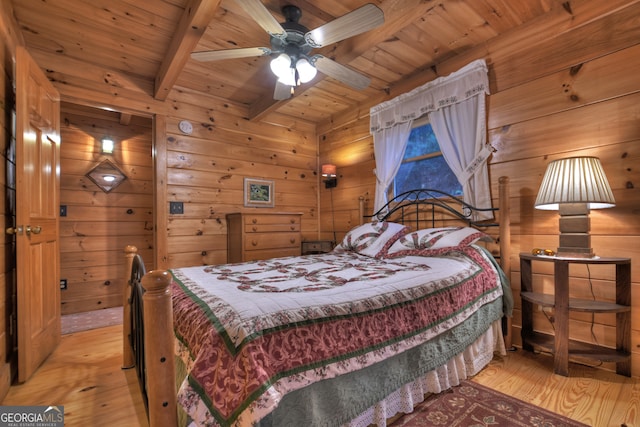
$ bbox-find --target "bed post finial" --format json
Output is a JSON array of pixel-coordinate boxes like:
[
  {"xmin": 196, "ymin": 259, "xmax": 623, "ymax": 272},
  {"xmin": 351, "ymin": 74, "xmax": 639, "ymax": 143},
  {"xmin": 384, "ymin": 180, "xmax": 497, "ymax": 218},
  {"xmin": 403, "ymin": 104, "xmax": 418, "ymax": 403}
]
[
  {"xmin": 122, "ymin": 245, "xmax": 138, "ymax": 369},
  {"xmin": 142, "ymin": 270, "xmax": 177, "ymax": 427}
]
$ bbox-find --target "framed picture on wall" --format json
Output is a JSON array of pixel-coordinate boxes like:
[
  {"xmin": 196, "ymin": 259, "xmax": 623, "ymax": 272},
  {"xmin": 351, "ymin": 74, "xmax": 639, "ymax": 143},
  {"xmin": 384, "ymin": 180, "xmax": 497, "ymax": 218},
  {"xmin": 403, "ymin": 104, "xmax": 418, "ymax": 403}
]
[{"xmin": 244, "ymin": 177, "xmax": 275, "ymax": 207}]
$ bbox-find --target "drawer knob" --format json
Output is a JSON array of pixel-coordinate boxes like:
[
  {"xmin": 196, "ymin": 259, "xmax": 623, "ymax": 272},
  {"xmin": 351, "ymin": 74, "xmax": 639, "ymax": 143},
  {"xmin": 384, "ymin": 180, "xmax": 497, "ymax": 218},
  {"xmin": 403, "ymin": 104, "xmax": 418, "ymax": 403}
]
[
  {"xmin": 252, "ymin": 240, "xmax": 258, "ymax": 246},
  {"xmin": 290, "ymin": 238, "xmax": 296, "ymax": 244},
  {"xmin": 252, "ymin": 226, "xmax": 257, "ymax": 232},
  {"xmin": 252, "ymin": 218, "xmax": 257, "ymax": 224},
  {"xmin": 290, "ymin": 219, "xmax": 295, "ymax": 223}
]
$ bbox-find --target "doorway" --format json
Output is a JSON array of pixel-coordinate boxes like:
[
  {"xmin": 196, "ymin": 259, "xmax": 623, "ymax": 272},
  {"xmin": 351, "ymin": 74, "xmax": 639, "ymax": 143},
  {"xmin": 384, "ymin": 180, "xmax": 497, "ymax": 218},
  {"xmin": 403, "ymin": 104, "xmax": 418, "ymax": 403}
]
[{"xmin": 58, "ymin": 103, "xmax": 154, "ymax": 318}]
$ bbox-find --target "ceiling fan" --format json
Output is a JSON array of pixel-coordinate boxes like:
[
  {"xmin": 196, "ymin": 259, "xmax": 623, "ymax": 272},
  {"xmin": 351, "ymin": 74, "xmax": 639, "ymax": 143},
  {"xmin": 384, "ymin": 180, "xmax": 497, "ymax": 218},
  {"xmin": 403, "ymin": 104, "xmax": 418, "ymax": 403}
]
[{"xmin": 191, "ymin": 0, "xmax": 384, "ymax": 100}]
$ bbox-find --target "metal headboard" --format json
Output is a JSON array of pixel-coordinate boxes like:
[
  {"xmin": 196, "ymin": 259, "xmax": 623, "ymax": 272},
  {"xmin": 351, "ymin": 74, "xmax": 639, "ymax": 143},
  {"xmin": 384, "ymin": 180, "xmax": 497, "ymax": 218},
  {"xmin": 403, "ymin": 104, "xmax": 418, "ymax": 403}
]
[{"xmin": 365, "ymin": 188, "xmax": 498, "ymax": 230}]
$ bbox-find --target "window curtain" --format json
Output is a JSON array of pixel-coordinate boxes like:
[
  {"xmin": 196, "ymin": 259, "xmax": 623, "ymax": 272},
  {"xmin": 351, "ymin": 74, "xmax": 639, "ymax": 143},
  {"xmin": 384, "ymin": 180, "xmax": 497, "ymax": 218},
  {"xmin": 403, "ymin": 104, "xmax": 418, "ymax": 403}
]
[
  {"xmin": 371, "ymin": 121, "xmax": 413, "ymax": 216},
  {"xmin": 369, "ymin": 59, "xmax": 492, "ymax": 219}
]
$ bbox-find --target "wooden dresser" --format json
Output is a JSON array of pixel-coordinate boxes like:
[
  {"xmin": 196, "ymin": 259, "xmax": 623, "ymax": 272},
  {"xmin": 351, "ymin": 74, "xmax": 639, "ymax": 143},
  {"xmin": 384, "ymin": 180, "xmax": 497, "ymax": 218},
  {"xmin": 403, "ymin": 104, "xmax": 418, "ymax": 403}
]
[{"xmin": 226, "ymin": 212, "xmax": 302, "ymax": 263}]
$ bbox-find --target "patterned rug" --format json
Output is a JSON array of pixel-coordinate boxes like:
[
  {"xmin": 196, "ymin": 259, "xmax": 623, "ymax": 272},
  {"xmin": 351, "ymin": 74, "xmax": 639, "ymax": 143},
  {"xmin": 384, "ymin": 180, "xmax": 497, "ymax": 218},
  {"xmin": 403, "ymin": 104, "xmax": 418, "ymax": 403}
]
[
  {"xmin": 392, "ymin": 380, "xmax": 587, "ymax": 427},
  {"xmin": 61, "ymin": 306, "xmax": 123, "ymax": 334}
]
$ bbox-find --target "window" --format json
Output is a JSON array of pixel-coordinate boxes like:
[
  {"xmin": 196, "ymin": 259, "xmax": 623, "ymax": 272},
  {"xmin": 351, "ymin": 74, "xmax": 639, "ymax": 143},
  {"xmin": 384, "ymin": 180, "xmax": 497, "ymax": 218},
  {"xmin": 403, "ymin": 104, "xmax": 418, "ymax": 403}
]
[{"xmin": 393, "ymin": 116, "xmax": 462, "ymax": 197}]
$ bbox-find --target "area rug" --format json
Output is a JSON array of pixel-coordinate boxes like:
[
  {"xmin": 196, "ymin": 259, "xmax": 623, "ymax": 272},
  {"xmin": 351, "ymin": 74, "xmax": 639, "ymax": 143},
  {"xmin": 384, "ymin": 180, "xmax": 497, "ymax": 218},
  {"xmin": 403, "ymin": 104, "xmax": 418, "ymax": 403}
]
[
  {"xmin": 61, "ymin": 306, "xmax": 123, "ymax": 334},
  {"xmin": 392, "ymin": 380, "xmax": 588, "ymax": 427}
]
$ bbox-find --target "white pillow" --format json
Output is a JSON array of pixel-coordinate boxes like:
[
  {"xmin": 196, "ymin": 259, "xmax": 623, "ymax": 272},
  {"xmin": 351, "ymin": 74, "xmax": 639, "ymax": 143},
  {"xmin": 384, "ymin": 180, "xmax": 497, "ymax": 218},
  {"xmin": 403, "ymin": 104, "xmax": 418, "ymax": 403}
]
[{"xmin": 336, "ymin": 222, "xmax": 409, "ymax": 258}]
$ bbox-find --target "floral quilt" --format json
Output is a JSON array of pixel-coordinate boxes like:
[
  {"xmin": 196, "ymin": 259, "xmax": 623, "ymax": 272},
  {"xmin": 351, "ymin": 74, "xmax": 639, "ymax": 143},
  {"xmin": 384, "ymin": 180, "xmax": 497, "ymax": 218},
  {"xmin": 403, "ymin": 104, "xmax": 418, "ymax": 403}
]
[{"xmin": 169, "ymin": 245, "xmax": 505, "ymax": 427}]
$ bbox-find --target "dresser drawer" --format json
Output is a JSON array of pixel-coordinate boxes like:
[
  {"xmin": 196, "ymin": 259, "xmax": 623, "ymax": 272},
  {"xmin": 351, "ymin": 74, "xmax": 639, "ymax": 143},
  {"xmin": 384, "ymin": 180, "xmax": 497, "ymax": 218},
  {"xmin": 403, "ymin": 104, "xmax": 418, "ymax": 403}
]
[
  {"xmin": 244, "ymin": 214, "xmax": 300, "ymax": 226},
  {"xmin": 244, "ymin": 232, "xmax": 300, "ymax": 251},
  {"xmin": 245, "ymin": 223, "xmax": 300, "ymax": 233}
]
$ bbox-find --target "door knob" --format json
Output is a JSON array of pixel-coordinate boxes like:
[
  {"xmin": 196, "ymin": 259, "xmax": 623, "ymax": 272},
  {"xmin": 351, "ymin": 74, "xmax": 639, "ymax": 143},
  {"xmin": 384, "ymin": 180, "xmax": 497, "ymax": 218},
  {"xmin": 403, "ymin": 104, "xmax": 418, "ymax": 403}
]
[
  {"xmin": 5, "ymin": 227, "xmax": 19, "ymax": 235},
  {"xmin": 26, "ymin": 225, "xmax": 42, "ymax": 235}
]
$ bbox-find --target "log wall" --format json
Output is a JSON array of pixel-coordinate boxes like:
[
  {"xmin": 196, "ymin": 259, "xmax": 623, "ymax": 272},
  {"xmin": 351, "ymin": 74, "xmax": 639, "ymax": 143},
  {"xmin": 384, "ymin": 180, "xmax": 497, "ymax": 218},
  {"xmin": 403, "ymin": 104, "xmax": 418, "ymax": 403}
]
[
  {"xmin": 156, "ymin": 89, "xmax": 319, "ymax": 269},
  {"xmin": 318, "ymin": 3, "xmax": 640, "ymax": 377},
  {"xmin": 59, "ymin": 103, "xmax": 154, "ymax": 314}
]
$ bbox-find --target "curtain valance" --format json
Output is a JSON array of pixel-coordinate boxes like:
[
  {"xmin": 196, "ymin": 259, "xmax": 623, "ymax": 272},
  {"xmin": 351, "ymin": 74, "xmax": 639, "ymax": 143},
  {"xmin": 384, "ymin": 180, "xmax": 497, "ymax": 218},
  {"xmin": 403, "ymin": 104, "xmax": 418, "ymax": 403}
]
[{"xmin": 370, "ymin": 59, "xmax": 489, "ymax": 132}]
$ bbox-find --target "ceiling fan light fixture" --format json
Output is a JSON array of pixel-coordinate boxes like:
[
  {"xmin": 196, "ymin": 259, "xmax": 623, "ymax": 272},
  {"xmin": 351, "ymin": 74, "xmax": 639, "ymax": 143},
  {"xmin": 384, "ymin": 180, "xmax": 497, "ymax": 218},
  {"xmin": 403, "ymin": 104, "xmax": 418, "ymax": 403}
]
[
  {"xmin": 270, "ymin": 53, "xmax": 292, "ymax": 79},
  {"xmin": 296, "ymin": 58, "xmax": 317, "ymax": 83},
  {"xmin": 278, "ymin": 67, "xmax": 297, "ymax": 87},
  {"xmin": 195, "ymin": 3, "xmax": 384, "ymax": 100}
]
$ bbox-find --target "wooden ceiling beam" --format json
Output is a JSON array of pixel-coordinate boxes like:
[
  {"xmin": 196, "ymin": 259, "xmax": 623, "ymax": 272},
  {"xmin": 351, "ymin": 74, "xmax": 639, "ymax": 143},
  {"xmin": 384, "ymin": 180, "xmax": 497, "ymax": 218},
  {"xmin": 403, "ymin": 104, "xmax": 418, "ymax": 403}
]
[
  {"xmin": 154, "ymin": 0, "xmax": 221, "ymax": 100},
  {"xmin": 247, "ymin": 0, "xmax": 439, "ymax": 122}
]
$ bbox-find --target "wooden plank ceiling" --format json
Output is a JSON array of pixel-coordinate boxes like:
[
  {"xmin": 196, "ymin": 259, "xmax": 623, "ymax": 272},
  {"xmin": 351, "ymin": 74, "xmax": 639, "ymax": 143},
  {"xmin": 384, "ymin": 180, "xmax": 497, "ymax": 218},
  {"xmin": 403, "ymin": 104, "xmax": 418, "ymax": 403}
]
[{"xmin": 10, "ymin": 0, "xmax": 553, "ymax": 127}]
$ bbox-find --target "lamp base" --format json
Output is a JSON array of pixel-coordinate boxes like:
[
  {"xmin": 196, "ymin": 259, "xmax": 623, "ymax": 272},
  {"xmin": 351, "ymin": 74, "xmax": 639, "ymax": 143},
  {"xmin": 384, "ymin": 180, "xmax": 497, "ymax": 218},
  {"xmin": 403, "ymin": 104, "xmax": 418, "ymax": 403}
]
[
  {"xmin": 556, "ymin": 203, "xmax": 596, "ymax": 258},
  {"xmin": 555, "ymin": 248, "xmax": 595, "ymax": 258}
]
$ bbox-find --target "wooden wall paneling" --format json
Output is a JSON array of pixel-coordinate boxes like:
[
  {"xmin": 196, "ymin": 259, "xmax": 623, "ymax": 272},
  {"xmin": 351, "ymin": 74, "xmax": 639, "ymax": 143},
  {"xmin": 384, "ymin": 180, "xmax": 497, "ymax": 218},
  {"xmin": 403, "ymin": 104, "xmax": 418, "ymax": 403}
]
[
  {"xmin": 161, "ymin": 90, "xmax": 319, "ymax": 268},
  {"xmin": 166, "ymin": 218, "xmax": 226, "ymax": 237},
  {"xmin": 60, "ymin": 235, "xmax": 155, "ymax": 256},
  {"xmin": 490, "ymin": 94, "xmax": 640, "ymax": 168},
  {"xmin": 489, "ymin": 44, "xmax": 640, "ymax": 130},
  {"xmin": 164, "ymin": 88, "xmax": 251, "ymax": 128},
  {"xmin": 166, "ymin": 234, "xmax": 226, "ymax": 257},
  {"xmin": 320, "ymin": 120, "xmax": 371, "ymax": 146},
  {"xmin": 60, "ymin": 247, "xmax": 154, "ymax": 270},
  {"xmin": 165, "ymin": 142, "xmax": 316, "ymax": 180},
  {"xmin": 59, "ymin": 104, "xmax": 153, "ymax": 314}
]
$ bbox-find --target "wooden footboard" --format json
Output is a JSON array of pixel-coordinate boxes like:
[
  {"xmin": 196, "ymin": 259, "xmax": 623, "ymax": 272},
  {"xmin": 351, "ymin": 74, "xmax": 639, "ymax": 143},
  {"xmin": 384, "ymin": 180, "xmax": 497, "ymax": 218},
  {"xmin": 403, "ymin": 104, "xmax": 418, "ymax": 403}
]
[
  {"xmin": 123, "ymin": 176, "xmax": 511, "ymax": 427},
  {"xmin": 123, "ymin": 248, "xmax": 177, "ymax": 427}
]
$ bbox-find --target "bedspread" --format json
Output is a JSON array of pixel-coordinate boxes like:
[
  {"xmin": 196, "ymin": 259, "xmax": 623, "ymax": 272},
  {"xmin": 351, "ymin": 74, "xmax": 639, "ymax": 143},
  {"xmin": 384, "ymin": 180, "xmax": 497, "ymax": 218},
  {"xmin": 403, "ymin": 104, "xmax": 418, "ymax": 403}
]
[{"xmin": 169, "ymin": 245, "xmax": 506, "ymax": 427}]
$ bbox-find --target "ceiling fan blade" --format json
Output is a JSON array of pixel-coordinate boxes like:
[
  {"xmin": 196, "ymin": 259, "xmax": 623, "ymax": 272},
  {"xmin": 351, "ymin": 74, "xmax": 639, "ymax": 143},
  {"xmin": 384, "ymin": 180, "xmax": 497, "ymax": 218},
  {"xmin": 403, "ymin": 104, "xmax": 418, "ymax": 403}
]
[
  {"xmin": 273, "ymin": 80, "xmax": 293, "ymax": 100},
  {"xmin": 234, "ymin": 0, "xmax": 286, "ymax": 38},
  {"xmin": 191, "ymin": 47, "xmax": 271, "ymax": 62},
  {"xmin": 305, "ymin": 4, "xmax": 384, "ymax": 48},
  {"xmin": 312, "ymin": 55, "xmax": 371, "ymax": 90}
]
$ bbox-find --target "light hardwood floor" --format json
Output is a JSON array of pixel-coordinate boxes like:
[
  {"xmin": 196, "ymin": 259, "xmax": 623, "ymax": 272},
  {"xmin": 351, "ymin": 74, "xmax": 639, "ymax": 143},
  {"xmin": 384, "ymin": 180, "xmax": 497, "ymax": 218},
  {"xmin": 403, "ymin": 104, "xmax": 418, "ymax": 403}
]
[
  {"xmin": 2, "ymin": 324, "xmax": 638, "ymax": 426},
  {"xmin": 2, "ymin": 325, "xmax": 148, "ymax": 427}
]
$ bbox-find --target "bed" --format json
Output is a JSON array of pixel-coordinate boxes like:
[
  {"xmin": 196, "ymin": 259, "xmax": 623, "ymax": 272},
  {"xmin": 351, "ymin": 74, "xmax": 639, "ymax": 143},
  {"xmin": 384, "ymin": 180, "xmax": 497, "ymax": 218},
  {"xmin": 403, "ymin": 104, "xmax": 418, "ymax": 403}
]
[{"xmin": 122, "ymin": 177, "xmax": 513, "ymax": 427}]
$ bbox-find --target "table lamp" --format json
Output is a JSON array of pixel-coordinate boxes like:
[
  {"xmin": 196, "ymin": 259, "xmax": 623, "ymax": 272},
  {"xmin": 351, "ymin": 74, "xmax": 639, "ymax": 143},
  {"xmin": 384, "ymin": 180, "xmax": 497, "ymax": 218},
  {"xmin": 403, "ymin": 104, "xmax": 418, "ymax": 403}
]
[{"xmin": 534, "ymin": 156, "xmax": 615, "ymax": 258}]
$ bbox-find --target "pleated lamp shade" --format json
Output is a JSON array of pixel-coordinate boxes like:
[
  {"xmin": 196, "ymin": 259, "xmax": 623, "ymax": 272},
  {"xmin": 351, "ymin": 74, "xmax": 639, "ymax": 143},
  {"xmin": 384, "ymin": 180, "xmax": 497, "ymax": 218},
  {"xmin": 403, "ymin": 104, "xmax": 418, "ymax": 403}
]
[
  {"xmin": 534, "ymin": 156, "xmax": 615, "ymax": 257},
  {"xmin": 535, "ymin": 157, "xmax": 615, "ymax": 210}
]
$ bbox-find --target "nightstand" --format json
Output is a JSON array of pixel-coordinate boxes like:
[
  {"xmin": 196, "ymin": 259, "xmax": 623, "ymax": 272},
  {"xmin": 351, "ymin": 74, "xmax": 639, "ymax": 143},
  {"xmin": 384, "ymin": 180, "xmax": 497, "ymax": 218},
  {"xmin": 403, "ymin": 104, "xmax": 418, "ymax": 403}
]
[
  {"xmin": 301, "ymin": 240, "xmax": 334, "ymax": 255},
  {"xmin": 520, "ymin": 253, "xmax": 631, "ymax": 377}
]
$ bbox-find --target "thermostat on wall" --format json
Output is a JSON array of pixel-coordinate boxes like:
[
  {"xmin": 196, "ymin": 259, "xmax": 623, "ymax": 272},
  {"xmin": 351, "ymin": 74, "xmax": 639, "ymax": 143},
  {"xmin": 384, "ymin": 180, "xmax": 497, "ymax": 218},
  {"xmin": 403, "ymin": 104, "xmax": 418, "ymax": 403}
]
[{"xmin": 178, "ymin": 120, "xmax": 193, "ymax": 134}]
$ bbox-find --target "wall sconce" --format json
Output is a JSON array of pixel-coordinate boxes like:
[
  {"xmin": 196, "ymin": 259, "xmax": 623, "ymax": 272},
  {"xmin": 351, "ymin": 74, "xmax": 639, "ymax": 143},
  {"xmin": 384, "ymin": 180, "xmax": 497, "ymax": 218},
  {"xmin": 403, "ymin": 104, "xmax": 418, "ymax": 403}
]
[
  {"xmin": 86, "ymin": 159, "xmax": 127, "ymax": 193},
  {"xmin": 101, "ymin": 137, "xmax": 115, "ymax": 154},
  {"xmin": 535, "ymin": 156, "xmax": 615, "ymax": 258},
  {"xmin": 322, "ymin": 164, "xmax": 337, "ymax": 188}
]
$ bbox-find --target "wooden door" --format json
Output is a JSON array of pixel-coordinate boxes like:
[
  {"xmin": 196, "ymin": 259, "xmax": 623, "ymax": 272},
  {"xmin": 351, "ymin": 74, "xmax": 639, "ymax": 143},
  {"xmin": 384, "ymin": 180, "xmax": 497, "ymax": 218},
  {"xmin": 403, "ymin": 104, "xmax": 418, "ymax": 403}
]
[{"xmin": 14, "ymin": 46, "xmax": 61, "ymax": 382}]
